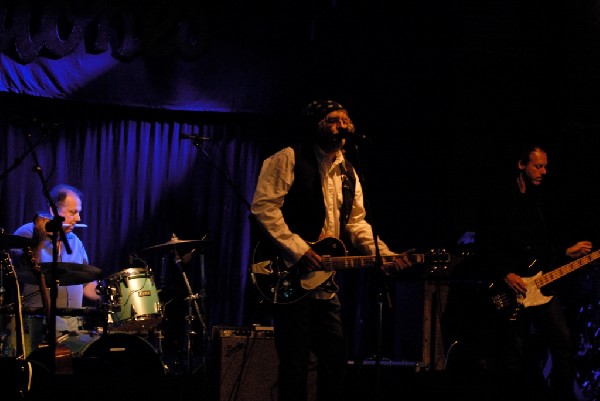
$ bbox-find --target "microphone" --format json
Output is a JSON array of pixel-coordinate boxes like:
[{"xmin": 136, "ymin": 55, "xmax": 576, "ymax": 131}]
[
  {"xmin": 338, "ymin": 128, "xmax": 371, "ymax": 143},
  {"xmin": 180, "ymin": 133, "xmax": 210, "ymax": 141}
]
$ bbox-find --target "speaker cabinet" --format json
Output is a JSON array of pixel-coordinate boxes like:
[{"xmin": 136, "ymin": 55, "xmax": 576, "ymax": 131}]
[{"xmin": 214, "ymin": 326, "xmax": 316, "ymax": 401}]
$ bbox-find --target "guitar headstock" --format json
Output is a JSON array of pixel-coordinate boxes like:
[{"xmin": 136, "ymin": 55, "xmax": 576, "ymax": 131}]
[
  {"xmin": 424, "ymin": 248, "xmax": 473, "ymax": 278},
  {"xmin": 23, "ymin": 246, "xmax": 42, "ymax": 272},
  {"xmin": 1, "ymin": 251, "xmax": 13, "ymax": 273}
]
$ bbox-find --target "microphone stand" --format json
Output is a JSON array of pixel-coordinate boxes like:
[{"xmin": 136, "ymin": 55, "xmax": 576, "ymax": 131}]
[
  {"xmin": 0, "ymin": 132, "xmax": 46, "ymax": 182},
  {"xmin": 347, "ymin": 139, "xmax": 389, "ymax": 401},
  {"xmin": 184, "ymin": 134, "xmax": 255, "ymax": 369},
  {"xmin": 24, "ymin": 132, "xmax": 72, "ymax": 377}
]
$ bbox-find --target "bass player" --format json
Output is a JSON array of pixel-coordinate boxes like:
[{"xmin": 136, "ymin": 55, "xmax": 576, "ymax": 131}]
[{"xmin": 475, "ymin": 141, "xmax": 593, "ymax": 401}]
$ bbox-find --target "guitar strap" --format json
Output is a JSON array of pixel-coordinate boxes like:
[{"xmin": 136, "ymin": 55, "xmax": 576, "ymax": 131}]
[{"xmin": 338, "ymin": 159, "xmax": 356, "ymax": 248}]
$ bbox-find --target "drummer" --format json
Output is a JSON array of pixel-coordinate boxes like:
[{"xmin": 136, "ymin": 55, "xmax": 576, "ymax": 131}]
[{"xmin": 11, "ymin": 184, "xmax": 101, "ymax": 337}]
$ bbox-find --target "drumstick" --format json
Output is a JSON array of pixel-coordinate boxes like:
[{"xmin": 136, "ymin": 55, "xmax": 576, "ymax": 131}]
[{"xmin": 63, "ymin": 224, "xmax": 87, "ymax": 228}]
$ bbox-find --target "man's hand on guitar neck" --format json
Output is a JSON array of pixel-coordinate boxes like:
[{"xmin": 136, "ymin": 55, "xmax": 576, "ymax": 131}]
[
  {"xmin": 297, "ymin": 246, "xmax": 414, "ymax": 274},
  {"xmin": 566, "ymin": 241, "xmax": 592, "ymax": 259},
  {"xmin": 387, "ymin": 251, "xmax": 413, "ymax": 272}
]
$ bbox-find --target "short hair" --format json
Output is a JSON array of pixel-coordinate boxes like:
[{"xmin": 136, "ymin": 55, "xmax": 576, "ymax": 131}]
[
  {"xmin": 516, "ymin": 142, "xmax": 547, "ymax": 165},
  {"xmin": 49, "ymin": 184, "xmax": 83, "ymax": 207}
]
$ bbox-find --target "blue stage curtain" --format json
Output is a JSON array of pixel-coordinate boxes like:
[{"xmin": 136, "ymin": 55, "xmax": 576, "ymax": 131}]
[{"xmin": 0, "ymin": 115, "xmax": 263, "ymax": 332}]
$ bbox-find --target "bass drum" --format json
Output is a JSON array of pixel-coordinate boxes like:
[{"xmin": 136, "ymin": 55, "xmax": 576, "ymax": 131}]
[{"xmin": 60, "ymin": 332, "xmax": 166, "ymax": 376}]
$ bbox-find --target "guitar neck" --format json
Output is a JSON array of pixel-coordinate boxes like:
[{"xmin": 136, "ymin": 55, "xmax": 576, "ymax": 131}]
[
  {"xmin": 322, "ymin": 253, "xmax": 424, "ymax": 271},
  {"xmin": 537, "ymin": 249, "xmax": 600, "ymax": 288},
  {"xmin": 26, "ymin": 247, "xmax": 52, "ymax": 320}
]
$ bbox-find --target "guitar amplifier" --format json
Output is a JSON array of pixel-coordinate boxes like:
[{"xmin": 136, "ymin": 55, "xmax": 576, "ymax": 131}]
[{"xmin": 213, "ymin": 326, "xmax": 316, "ymax": 401}]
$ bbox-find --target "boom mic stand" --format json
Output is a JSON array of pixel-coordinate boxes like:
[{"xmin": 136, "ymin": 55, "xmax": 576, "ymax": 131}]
[
  {"xmin": 183, "ymin": 132, "xmax": 255, "ymax": 365},
  {"xmin": 346, "ymin": 139, "xmax": 389, "ymax": 401}
]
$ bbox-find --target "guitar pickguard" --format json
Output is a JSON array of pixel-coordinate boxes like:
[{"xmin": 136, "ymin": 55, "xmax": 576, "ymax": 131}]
[{"xmin": 519, "ymin": 272, "xmax": 553, "ymax": 308}]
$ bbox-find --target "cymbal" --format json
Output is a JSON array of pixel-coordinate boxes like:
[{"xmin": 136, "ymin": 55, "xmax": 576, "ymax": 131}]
[
  {"xmin": 142, "ymin": 234, "xmax": 208, "ymax": 253},
  {"xmin": 0, "ymin": 233, "xmax": 34, "ymax": 249},
  {"xmin": 20, "ymin": 262, "xmax": 103, "ymax": 286}
]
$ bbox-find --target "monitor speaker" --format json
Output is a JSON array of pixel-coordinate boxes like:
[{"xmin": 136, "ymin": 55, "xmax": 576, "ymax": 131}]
[{"xmin": 214, "ymin": 326, "xmax": 316, "ymax": 401}]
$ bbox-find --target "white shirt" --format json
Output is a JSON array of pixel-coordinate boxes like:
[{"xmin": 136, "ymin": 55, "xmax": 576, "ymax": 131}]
[{"xmin": 251, "ymin": 145, "xmax": 394, "ymax": 269}]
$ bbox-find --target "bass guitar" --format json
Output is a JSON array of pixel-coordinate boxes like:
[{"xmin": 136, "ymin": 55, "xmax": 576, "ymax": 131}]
[
  {"xmin": 488, "ymin": 249, "xmax": 600, "ymax": 320},
  {"xmin": 250, "ymin": 237, "xmax": 449, "ymax": 304}
]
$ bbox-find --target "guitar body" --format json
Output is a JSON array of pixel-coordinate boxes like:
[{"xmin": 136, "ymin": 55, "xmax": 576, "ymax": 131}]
[
  {"xmin": 250, "ymin": 237, "xmax": 346, "ymax": 304},
  {"xmin": 24, "ymin": 245, "xmax": 74, "ymax": 375},
  {"xmin": 488, "ymin": 248, "xmax": 600, "ymax": 320},
  {"xmin": 488, "ymin": 271, "xmax": 554, "ymax": 320},
  {"xmin": 520, "ymin": 272, "xmax": 553, "ymax": 308},
  {"xmin": 1, "ymin": 251, "xmax": 33, "ymax": 397}
]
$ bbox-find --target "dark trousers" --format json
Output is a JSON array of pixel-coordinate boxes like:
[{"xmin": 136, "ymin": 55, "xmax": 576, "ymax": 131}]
[
  {"xmin": 273, "ymin": 294, "xmax": 347, "ymax": 401},
  {"xmin": 492, "ymin": 297, "xmax": 576, "ymax": 401}
]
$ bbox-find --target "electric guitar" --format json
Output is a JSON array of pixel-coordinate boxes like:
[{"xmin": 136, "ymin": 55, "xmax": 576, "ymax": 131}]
[
  {"xmin": 25, "ymin": 244, "xmax": 74, "ymax": 375},
  {"xmin": 250, "ymin": 237, "xmax": 449, "ymax": 304},
  {"xmin": 488, "ymin": 249, "xmax": 600, "ymax": 320},
  {"xmin": 1, "ymin": 251, "xmax": 32, "ymax": 398}
]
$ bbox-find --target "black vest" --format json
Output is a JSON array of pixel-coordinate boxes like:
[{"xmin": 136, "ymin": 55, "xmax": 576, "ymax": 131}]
[{"xmin": 281, "ymin": 144, "xmax": 356, "ymax": 243}]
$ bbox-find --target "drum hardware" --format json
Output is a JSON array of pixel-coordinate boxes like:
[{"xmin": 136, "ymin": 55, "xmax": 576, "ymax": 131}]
[
  {"xmin": 142, "ymin": 233, "xmax": 209, "ymax": 374},
  {"xmin": 174, "ymin": 248, "xmax": 207, "ymax": 375}
]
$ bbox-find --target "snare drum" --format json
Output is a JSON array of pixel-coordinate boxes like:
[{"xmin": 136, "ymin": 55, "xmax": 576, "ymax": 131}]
[{"xmin": 104, "ymin": 268, "xmax": 162, "ymax": 332}]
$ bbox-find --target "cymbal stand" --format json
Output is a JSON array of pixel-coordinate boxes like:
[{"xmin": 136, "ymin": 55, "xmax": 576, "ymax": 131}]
[{"xmin": 174, "ymin": 249, "xmax": 207, "ymax": 374}]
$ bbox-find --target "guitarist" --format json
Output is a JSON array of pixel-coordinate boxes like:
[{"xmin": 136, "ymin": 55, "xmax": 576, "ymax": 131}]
[
  {"xmin": 251, "ymin": 99, "xmax": 413, "ymax": 401},
  {"xmin": 475, "ymin": 142, "xmax": 592, "ymax": 401}
]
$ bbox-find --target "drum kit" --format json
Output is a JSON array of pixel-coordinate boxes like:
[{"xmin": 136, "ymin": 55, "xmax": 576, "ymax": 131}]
[{"xmin": 0, "ymin": 231, "xmax": 208, "ymax": 379}]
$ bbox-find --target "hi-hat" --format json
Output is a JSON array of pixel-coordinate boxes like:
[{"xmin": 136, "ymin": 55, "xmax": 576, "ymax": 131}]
[
  {"xmin": 20, "ymin": 262, "xmax": 103, "ymax": 286},
  {"xmin": 0, "ymin": 232, "xmax": 34, "ymax": 249},
  {"xmin": 142, "ymin": 234, "xmax": 207, "ymax": 253}
]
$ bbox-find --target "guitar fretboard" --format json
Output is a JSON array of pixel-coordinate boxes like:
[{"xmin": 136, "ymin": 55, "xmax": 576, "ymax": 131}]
[
  {"xmin": 321, "ymin": 254, "xmax": 425, "ymax": 271},
  {"xmin": 536, "ymin": 249, "xmax": 600, "ymax": 288}
]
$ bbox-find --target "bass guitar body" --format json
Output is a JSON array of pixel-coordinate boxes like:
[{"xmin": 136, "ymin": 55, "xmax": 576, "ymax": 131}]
[{"xmin": 488, "ymin": 249, "xmax": 600, "ymax": 320}]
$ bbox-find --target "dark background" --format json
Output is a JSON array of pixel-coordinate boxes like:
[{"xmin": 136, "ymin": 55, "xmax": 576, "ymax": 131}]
[{"xmin": 0, "ymin": 0, "xmax": 599, "ymax": 383}]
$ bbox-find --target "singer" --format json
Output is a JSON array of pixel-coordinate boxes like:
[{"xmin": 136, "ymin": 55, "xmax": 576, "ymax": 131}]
[{"xmin": 250, "ymin": 99, "xmax": 413, "ymax": 401}]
